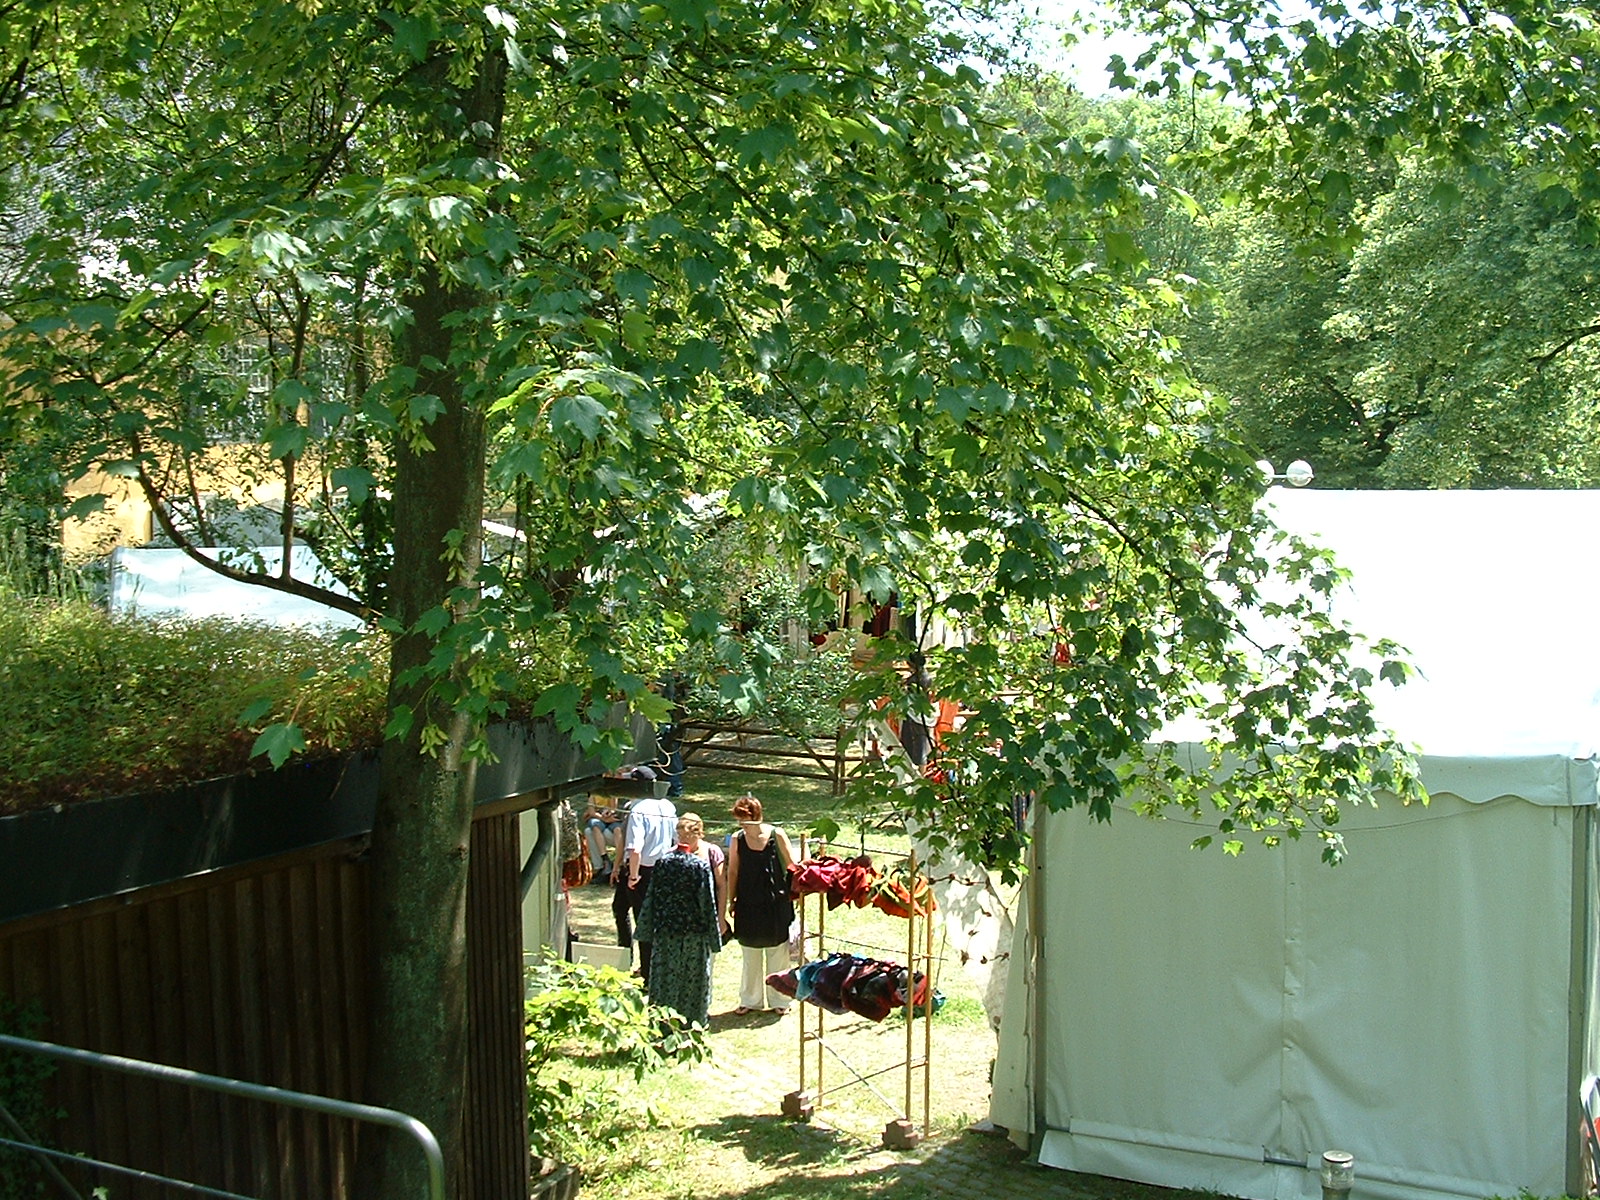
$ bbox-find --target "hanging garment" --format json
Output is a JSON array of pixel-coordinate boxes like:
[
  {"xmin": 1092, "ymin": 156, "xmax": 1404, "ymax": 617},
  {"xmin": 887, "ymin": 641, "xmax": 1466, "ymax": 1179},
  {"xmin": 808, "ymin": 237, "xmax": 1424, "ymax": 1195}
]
[
  {"xmin": 775, "ymin": 953, "xmax": 930, "ymax": 1023},
  {"xmin": 865, "ymin": 864, "xmax": 937, "ymax": 919},
  {"xmin": 788, "ymin": 854, "xmax": 879, "ymax": 909}
]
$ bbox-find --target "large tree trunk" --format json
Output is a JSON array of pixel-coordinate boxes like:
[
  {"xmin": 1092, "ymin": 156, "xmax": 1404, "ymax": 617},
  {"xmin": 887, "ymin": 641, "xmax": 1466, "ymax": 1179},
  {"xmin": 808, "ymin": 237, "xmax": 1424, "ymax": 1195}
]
[
  {"xmin": 353, "ymin": 39, "xmax": 507, "ymax": 1199},
  {"xmin": 356, "ymin": 261, "xmax": 489, "ymax": 1199}
]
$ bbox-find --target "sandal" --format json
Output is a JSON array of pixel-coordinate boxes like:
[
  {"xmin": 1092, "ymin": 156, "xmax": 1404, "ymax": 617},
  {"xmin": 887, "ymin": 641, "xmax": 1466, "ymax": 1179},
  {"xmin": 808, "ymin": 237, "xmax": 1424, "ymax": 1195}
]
[{"xmin": 732, "ymin": 1006, "xmax": 755, "ymax": 1016}]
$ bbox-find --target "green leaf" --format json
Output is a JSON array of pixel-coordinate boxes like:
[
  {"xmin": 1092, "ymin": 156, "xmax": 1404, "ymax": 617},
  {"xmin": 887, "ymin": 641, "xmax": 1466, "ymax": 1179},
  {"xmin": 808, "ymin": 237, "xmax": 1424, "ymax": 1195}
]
[
  {"xmin": 533, "ymin": 682, "xmax": 581, "ymax": 720},
  {"xmin": 620, "ymin": 309, "xmax": 652, "ymax": 348},
  {"xmin": 384, "ymin": 11, "xmax": 436, "ymax": 61},
  {"xmin": 331, "ymin": 465, "xmax": 377, "ymax": 503},
  {"xmin": 734, "ymin": 124, "xmax": 794, "ymax": 167},
  {"xmin": 1104, "ymin": 230, "xmax": 1141, "ymax": 265},
  {"xmin": 550, "ymin": 393, "xmax": 608, "ymax": 439},
  {"xmin": 416, "ymin": 605, "xmax": 452, "ymax": 636},
  {"xmin": 675, "ymin": 338, "xmax": 721, "ymax": 373},
  {"xmin": 428, "ymin": 196, "xmax": 470, "ymax": 228},
  {"xmin": 69, "ymin": 303, "xmax": 120, "ymax": 331},
  {"xmin": 64, "ymin": 494, "xmax": 108, "ymax": 521},
  {"xmin": 384, "ymin": 704, "xmax": 415, "ymax": 740},
  {"xmin": 614, "ymin": 268, "xmax": 654, "ymax": 305},
  {"xmin": 238, "ymin": 698, "xmax": 275, "ymax": 724},
  {"xmin": 251, "ymin": 722, "xmax": 307, "ymax": 768},
  {"xmin": 267, "ymin": 422, "xmax": 308, "ymax": 460},
  {"xmin": 408, "ymin": 393, "xmax": 446, "ymax": 425}
]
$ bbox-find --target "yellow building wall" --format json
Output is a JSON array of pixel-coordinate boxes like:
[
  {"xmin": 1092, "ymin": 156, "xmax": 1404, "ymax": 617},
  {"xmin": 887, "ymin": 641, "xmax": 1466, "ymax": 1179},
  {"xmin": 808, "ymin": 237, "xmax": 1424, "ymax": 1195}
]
[{"xmin": 62, "ymin": 446, "xmax": 305, "ymax": 561}]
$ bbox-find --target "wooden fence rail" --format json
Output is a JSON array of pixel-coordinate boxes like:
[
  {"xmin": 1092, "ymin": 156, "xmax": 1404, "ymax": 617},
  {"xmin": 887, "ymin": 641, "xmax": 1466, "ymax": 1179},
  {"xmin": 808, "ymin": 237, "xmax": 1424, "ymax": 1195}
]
[{"xmin": 678, "ymin": 720, "xmax": 871, "ymax": 795}]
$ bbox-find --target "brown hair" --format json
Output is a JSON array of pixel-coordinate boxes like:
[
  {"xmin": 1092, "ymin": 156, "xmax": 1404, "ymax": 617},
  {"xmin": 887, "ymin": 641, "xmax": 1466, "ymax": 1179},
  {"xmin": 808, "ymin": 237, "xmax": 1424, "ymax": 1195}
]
[{"xmin": 732, "ymin": 795, "xmax": 763, "ymax": 822}]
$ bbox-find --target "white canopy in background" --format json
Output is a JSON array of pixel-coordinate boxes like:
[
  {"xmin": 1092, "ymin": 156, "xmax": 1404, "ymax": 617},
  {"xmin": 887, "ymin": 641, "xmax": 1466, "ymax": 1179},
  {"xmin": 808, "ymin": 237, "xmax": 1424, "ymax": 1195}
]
[
  {"xmin": 109, "ymin": 546, "xmax": 363, "ymax": 629},
  {"xmin": 991, "ymin": 489, "xmax": 1600, "ymax": 1200},
  {"xmin": 1262, "ymin": 487, "xmax": 1600, "ymax": 759}
]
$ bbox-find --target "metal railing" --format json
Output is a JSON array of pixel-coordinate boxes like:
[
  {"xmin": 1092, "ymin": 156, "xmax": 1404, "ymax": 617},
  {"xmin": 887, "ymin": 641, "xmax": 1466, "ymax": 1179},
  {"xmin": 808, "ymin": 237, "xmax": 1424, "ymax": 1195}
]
[{"xmin": 0, "ymin": 1034, "xmax": 444, "ymax": 1200}]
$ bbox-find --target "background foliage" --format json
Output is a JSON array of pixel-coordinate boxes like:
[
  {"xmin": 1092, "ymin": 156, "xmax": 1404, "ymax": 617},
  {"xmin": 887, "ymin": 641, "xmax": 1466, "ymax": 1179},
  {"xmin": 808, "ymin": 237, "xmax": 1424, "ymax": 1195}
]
[{"xmin": 0, "ymin": 599, "xmax": 388, "ymax": 813}]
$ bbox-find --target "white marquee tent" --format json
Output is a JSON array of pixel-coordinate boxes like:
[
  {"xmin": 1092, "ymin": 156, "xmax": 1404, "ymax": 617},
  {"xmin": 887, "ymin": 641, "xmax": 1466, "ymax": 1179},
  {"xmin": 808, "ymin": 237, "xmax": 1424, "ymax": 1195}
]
[{"xmin": 989, "ymin": 489, "xmax": 1600, "ymax": 1200}]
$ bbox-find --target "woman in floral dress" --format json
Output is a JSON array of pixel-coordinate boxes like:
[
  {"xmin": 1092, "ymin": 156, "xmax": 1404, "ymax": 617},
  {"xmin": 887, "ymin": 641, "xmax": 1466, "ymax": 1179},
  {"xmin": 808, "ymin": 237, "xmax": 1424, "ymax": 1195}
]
[{"xmin": 636, "ymin": 814, "xmax": 723, "ymax": 1026}]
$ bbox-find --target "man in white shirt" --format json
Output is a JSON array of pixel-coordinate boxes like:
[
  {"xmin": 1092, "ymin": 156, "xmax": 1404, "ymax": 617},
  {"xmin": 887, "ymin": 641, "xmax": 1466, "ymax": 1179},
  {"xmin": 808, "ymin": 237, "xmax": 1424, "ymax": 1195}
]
[{"xmin": 611, "ymin": 795, "xmax": 678, "ymax": 982}]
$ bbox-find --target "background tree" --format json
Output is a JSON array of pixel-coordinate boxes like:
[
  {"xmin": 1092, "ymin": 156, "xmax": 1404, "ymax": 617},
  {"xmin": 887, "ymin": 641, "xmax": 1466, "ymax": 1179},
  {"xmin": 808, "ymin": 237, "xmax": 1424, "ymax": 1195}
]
[{"xmin": 1103, "ymin": 0, "xmax": 1600, "ymax": 485}]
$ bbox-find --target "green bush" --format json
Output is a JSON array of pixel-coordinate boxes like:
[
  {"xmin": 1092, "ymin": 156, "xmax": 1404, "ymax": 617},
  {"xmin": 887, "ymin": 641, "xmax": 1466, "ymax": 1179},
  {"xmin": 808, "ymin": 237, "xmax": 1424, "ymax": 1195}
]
[
  {"xmin": 524, "ymin": 957, "xmax": 707, "ymax": 1161},
  {"xmin": 0, "ymin": 600, "xmax": 388, "ymax": 813}
]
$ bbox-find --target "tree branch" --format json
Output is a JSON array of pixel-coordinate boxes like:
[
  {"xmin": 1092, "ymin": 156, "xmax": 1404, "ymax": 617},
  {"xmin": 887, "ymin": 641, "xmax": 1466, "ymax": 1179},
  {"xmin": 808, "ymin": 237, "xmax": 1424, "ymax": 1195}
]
[
  {"xmin": 129, "ymin": 436, "xmax": 372, "ymax": 621},
  {"xmin": 1531, "ymin": 322, "xmax": 1600, "ymax": 369}
]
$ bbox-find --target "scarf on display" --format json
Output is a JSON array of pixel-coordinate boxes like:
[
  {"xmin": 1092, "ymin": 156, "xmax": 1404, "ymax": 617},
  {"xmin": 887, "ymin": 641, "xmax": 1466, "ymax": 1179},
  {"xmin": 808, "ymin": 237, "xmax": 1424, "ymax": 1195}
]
[
  {"xmin": 765, "ymin": 952, "xmax": 930, "ymax": 1023},
  {"xmin": 788, "ymin": 854, "xmax": 937, "ymax": 918}
]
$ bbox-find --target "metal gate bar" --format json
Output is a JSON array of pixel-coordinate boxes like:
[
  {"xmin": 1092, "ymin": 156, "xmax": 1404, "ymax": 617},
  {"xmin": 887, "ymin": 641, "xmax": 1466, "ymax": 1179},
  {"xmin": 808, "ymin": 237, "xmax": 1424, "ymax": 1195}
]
[{"xmin": 0, "ymin": 1034, "xmax": 444, "ymax": 1200}]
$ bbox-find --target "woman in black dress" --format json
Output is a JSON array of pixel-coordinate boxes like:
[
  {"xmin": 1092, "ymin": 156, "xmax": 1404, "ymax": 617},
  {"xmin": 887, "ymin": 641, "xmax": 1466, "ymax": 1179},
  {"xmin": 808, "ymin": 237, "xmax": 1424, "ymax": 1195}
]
[{"xmin": 726, "ymin": 795, "xmax": 797, "ymax": 1014}]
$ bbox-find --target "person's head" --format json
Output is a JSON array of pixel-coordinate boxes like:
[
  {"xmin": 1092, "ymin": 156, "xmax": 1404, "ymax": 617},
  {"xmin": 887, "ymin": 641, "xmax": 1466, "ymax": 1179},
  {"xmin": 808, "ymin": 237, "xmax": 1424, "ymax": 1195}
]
[
  {"xmin": 732, "ymin": 795, "xmax": 763, "ymax": 823},
  {"xmin": 676, "ymin": 812, "xmax": 704, "ymax": 847}
]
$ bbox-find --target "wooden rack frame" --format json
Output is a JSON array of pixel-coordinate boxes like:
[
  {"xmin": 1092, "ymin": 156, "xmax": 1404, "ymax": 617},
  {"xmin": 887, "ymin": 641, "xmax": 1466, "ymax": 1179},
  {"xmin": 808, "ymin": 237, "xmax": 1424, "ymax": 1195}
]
[
  {"xmin": 679, "ymin": 720, "xmax": 869, "ymax": 795},
  {"xmin": 780, "ymin": 840, "xmax": 936, "ymax": 1149}
]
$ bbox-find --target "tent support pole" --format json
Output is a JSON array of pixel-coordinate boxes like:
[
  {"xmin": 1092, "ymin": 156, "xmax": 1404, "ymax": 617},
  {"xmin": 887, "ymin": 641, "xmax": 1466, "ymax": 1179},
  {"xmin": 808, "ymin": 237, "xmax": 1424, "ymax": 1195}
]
[
  {"xmin": 1029, "ymin": 802, "xmax": 1048, "ymax": 1158},
  {"xmin": 1564, "ymin": 803, "xmax": 1594, "ymax": 1196}
]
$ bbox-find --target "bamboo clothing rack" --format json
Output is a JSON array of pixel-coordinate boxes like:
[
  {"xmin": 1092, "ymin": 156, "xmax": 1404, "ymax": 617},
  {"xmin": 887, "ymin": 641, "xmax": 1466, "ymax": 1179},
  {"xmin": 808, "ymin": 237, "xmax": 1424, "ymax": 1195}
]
[{"xmin": 780, "ymin": 837, "xmax": 936, "ymax": 1149}]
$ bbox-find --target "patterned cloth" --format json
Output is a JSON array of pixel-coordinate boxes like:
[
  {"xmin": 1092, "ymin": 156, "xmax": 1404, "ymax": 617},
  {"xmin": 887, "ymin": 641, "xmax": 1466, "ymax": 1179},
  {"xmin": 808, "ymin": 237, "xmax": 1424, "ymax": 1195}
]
[
  {"xmin": 637, "ymin": 849, "xmax": 722, "ymax": 1026},
  {"xmin": 770, "ymin": 953, "xmax": 928, "ymax": 1023}
]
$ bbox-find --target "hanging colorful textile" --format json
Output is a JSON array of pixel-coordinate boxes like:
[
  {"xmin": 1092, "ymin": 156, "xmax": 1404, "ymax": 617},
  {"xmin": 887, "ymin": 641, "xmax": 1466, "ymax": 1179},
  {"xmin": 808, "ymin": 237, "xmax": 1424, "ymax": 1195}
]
[
  {"xmin": 787, "ymin": 854, "xmax": 879, "ymax": 909},
  {"xmin": 767, "ymin": 953, "xmax": 928, "ymax": 1023}
]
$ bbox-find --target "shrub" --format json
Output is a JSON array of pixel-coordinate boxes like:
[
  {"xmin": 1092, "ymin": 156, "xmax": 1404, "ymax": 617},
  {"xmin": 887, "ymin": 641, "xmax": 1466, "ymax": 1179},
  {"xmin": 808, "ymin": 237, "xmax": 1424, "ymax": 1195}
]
[
  {"xmin": 0, "ymin": 600, "xmax": 388, "ymax": 813},
  {"xmin": 524, "ymin": 957, "xmax": 707, "ymax": 1161},
  {"xmin": 0, "ymin": 999, "xmax": 53, "ymax": 1197}
]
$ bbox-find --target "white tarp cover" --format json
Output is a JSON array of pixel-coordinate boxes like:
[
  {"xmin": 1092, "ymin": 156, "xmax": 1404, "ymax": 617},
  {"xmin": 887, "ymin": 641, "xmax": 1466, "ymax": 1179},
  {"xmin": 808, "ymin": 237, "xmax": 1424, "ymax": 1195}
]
[
  {"xmin": 1259, "ymin": 488, "xmax": 1600, "ymax": 759},
  {"xmin": 990, "ymin": 490, "xmax": 1600, "ymax": 1200},
  {"xmin": 109, "ymin": 546, "xmax": 363, "ymax": 628}
]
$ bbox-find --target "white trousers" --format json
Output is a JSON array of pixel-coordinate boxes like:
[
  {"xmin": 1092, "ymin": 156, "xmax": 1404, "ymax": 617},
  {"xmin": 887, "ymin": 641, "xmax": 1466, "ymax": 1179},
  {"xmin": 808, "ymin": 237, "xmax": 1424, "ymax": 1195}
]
[{"xmin": 739, "ymin": 942, "xmax": 791, "ymax": 1010}]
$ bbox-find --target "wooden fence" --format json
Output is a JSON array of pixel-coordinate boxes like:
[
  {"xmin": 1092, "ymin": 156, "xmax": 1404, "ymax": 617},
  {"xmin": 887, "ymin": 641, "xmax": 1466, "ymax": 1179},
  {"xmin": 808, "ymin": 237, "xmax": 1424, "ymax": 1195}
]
[
  {"xmin": 679, "ymin": 720, "xmax": 871, "ymax": 795},
  {"xmin": 0, "ymin": 812, "xmax": 527, "ymax": 1199}
]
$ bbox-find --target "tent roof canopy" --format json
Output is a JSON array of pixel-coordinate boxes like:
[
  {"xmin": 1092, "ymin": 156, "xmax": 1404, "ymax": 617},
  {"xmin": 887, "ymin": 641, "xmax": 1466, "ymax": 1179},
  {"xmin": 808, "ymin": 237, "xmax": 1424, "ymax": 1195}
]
[{"xmin": 1262, "ymin": 488, "xmax": 1600, "ymax": 761}]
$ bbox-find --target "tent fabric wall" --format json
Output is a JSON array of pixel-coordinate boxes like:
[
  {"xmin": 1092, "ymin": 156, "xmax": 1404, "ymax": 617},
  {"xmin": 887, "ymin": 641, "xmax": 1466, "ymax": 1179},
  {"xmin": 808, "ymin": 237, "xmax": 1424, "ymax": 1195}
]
[
  {"xmin": 991, "ymin": 490, "xmax": 1600, "ymax": 1200},
  {"xmin": 991, "ymin": 768, "xmax": 1598, "ymax": 1200}
]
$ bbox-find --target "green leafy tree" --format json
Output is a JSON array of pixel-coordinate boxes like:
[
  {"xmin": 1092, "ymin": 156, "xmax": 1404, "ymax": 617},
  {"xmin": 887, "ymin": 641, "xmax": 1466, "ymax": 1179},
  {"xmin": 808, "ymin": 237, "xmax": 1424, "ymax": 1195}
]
[
  {"xmin": 1070, "ymin": 13, "xmax": 1600, "ymax": 488},
  {"xmin": 1, "ymin": 2, "xmax": 1423, "ymax": 1194}
]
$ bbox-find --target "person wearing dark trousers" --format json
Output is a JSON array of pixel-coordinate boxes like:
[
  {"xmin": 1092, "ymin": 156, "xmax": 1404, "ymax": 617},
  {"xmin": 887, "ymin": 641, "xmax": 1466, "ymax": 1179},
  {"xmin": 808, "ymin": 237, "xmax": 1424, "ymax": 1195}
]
[{"xmin": 614, "ymin": 794, "xmax": 677, "ymax": 981}]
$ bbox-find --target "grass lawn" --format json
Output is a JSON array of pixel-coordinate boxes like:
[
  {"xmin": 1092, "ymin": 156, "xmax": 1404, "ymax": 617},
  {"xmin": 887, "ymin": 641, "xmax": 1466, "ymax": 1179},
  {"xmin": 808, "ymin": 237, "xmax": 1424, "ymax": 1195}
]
[{"xmin": 549, "ymin": 767, "xmax": 1220, "ymax": 1200}]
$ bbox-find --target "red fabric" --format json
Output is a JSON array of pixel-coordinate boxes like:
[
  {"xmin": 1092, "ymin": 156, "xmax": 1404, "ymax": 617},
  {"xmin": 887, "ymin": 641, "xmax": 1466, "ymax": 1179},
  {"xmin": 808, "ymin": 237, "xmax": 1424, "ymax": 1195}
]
[
  {"xmin": 867, "ymin": 868, "xmax": 937, "ymax": 919},
  {"xmin": 788, "ymin": 854, "xmax": 879, "ymax": 909}
]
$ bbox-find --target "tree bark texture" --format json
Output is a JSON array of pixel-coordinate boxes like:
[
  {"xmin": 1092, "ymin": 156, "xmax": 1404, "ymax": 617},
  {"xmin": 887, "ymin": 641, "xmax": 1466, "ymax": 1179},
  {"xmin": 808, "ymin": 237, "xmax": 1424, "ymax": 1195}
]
[
  {"xmin": 357, "ymin": 261, "xmax": 488, "ymax": 1199},
  {"xmin": 354, "ymin": 38, "xmax": 508, "ymax": 1198}
]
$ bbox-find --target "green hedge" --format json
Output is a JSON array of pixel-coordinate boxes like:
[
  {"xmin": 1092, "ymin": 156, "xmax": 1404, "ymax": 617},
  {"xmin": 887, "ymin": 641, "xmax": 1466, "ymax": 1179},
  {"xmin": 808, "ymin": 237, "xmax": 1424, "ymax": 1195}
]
[{"xmin": 0, "ymin": 600, "xmax": 387, "ymax": 814}]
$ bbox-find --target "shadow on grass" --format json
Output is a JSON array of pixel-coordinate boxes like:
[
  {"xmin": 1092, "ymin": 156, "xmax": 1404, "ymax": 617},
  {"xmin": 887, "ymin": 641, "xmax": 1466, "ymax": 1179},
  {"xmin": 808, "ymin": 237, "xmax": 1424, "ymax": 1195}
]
[
  {"xmin": 678, "ymin": 1117, "xmax": 1236, "ymax": 1200},
  {"xmin": 685, "ymin": 1111, "xmax": 863, "ymax": 1169},
  {"xmin": 706, "ymin": 1006, "xmax": 787, "ymax": 1030},
  {"xmin": 673, "ymin": 1121, "xmax": 1075, "ymax": 1200}
]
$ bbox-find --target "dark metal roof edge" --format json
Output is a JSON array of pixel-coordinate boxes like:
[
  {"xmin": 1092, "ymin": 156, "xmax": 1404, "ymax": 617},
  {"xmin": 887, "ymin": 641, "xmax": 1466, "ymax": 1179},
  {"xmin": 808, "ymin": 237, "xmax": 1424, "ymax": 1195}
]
[{"xmin": 0, "ymin": 714, "xmax": 657, "ymax": 925}]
